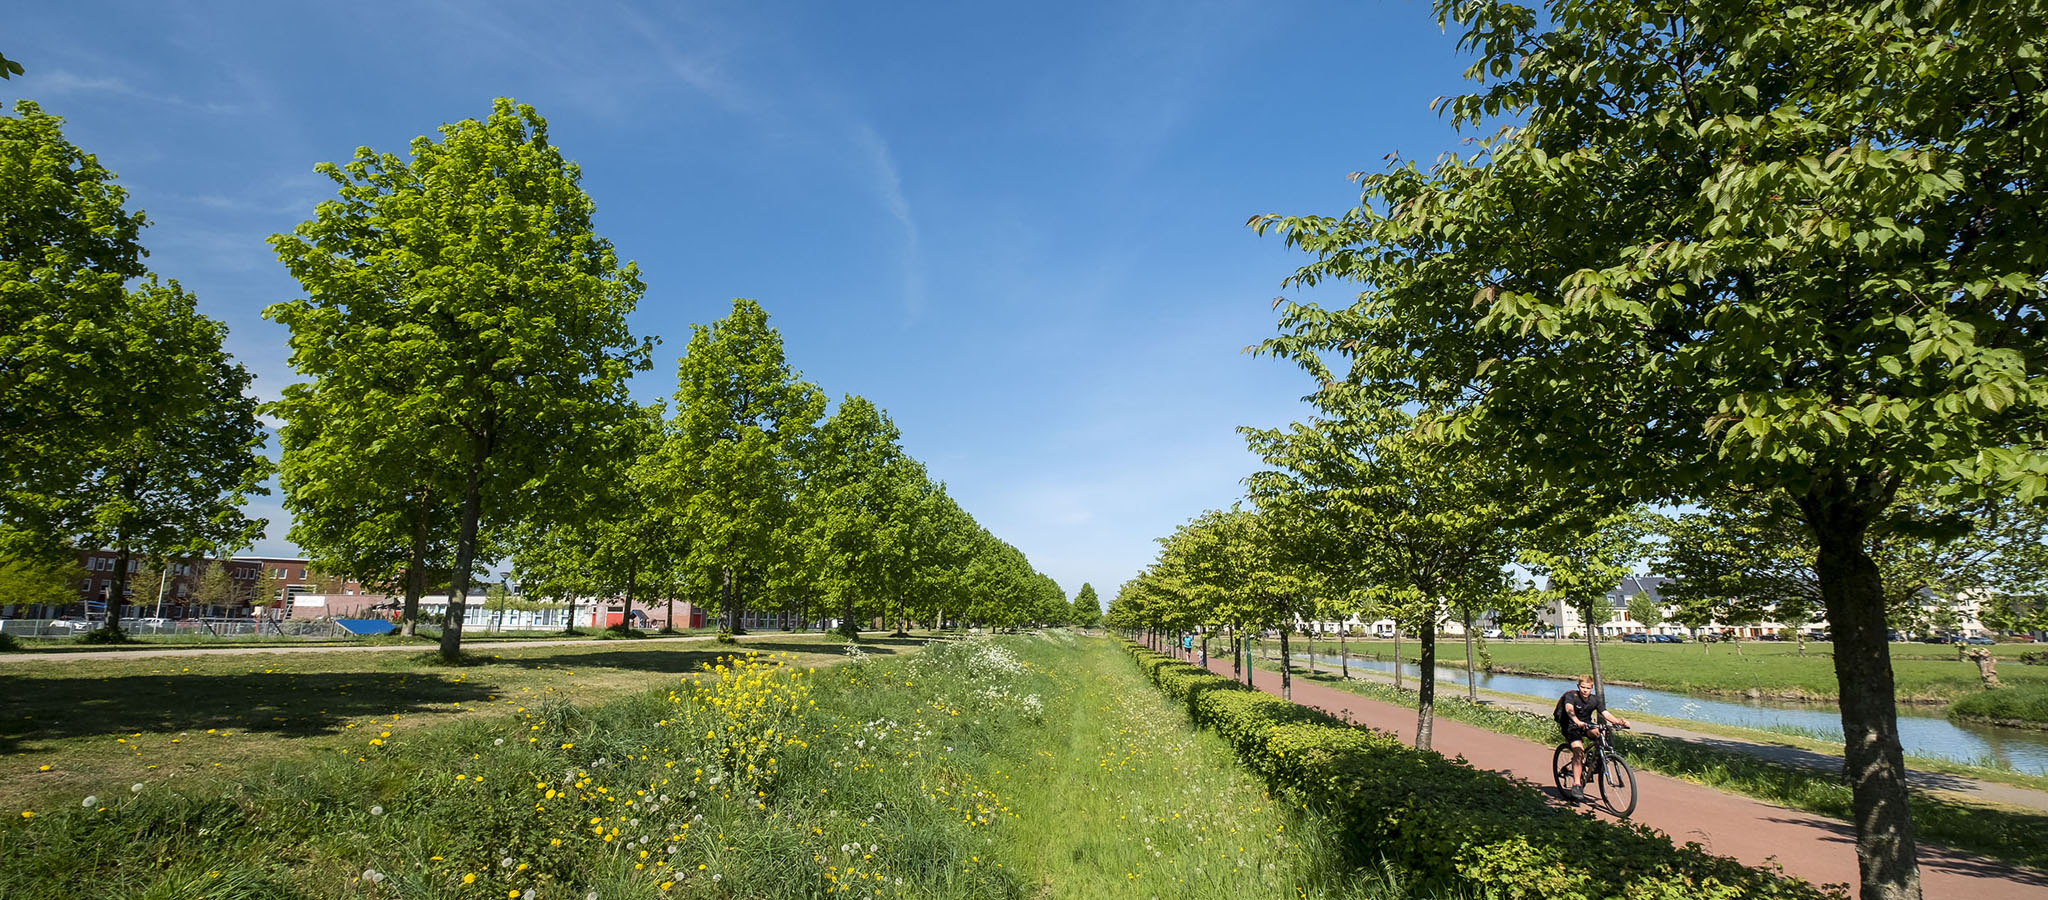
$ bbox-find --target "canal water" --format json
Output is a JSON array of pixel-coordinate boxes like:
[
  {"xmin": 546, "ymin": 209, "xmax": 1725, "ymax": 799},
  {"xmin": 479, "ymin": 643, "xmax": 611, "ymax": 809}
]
[{"xmin": 1304, "ymin": 652, "xmax": 2048, "ymax": 775}]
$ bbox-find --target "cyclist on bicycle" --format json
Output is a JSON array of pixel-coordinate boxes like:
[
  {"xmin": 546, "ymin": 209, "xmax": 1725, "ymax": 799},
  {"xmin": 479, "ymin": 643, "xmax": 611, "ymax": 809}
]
[{"xmin": 1554, "ymin": 675, "xmax": 1630, "ymax": 801}]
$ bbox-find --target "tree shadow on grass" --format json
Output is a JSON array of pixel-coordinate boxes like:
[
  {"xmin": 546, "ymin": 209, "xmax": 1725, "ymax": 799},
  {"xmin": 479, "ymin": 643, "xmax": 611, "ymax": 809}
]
[
  {"xmin": 480, "ymin": 638, "xmax": 930, "ymax": 675},
  {"xmin": 0, "ymin": 671, "xmax": 495, "ymax": 755}
]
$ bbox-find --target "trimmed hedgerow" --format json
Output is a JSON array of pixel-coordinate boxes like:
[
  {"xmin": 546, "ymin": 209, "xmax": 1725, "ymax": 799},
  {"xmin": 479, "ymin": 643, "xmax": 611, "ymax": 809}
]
[{"xmin": 1124, "ymin": 644, "xmax": 1843, "ymax": 900}]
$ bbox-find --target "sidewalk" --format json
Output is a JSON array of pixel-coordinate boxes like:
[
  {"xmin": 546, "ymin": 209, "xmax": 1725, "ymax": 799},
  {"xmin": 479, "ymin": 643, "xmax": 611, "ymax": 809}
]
[{"xmin": 1177, "ymin": 650, "xmax": 2048, "ymax": 899}]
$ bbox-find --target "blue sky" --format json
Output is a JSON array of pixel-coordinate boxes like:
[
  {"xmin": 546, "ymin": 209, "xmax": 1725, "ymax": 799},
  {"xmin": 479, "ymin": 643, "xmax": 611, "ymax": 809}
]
[{"xmin": 9, "ymin": 1, "xmax": 1474, "ymax": 604}]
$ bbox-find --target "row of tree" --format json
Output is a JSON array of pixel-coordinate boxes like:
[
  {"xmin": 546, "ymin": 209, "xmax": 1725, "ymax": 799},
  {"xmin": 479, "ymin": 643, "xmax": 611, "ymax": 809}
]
[
  {"xmin": 2, "ymin": 89, "xmax": 1088, "ymax": 649},
  {"xmin": 1119, "ymin": 4, "xmax": 2046, "ymax": 898},
  {"xmin": 263, "ymin": 101, "xmax": 1090, "ymax": 655}
]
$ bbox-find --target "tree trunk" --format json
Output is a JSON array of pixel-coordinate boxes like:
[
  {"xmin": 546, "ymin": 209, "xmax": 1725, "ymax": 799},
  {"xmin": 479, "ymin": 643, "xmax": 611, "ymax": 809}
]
[
  {"xmin": 436, "ymin": 453, "xmax": 487, "ymax": 662},
  {"xmin": 1393, "ymin": 627, "xmax": 1404, "ymax": 691},
  {"xmin": 1415, "ymin": 626, "xmax": 1437, "ymax": 751},
  {"xmin": 563, "ymin": 587, "xmax": 580, "ymax": 633},
  {"xmin": 402, "ymin": 488, "xmax": 432, "ymax": 637},
  {"xmin": 892, "ymin": 593, "xmax": 908, "ymax": 637},
  {"xmin": 1583, "ymin": 600, "xmax": 1606, "ymax": 699},
  {"xmin": 1199, "ymin": 631, "xmax": 1208, "ymax": 667},
  {"xmin": 1462, "ymin": 603, "xmax": 1478, "ymax": 703},
  {"xmin": 623, "ymin": 556, "xmax": 638, "ymax": 631},
  {"xmin": 1305, "ymin": 626, "xmax": 1317, "ymax": 675},
  {"xmin": 1340, "ymin": 627, "xmax": 1349, "ymax": 679},
  {"xmin": 1803, "ymin": 482, "xmax": 1922, "ymax": 900},
  {"xmin": 1231, "ymin": 629, "xmax": 1242, "ymax": 681},
  {"xmin": 1280, "ymin": 627, "xmax": 1292, "ymax": 701},
  {"xmin": 106, "ymin": 538, "xmax": 132, "ymax": 635}
]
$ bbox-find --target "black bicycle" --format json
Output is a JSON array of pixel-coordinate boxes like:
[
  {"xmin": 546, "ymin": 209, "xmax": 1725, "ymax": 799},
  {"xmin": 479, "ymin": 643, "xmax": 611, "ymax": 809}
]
[{"xmin": 1552, "ymin": 723, "xmax": 1636, "ymax": 817}]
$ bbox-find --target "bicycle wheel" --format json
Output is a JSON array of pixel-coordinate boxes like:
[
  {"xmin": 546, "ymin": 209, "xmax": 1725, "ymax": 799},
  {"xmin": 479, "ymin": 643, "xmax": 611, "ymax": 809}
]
[
  {"xmin": 1598, "ymin": 752, "xmax": 1638, "ymax": 818},
  {"xmin": 1551, "ymin": 743, "xmax": 1573, "ymax": 796}
]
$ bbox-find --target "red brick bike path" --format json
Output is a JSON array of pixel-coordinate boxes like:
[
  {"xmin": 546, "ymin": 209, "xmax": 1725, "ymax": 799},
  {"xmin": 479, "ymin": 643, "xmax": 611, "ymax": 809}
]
[{"xmin": 1181, "ymin": 652, "xmax": 2048, "ymax": 899}]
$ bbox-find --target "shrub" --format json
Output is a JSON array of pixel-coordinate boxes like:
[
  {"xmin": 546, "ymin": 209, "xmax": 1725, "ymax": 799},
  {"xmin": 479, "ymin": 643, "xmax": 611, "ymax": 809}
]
[
  {"xmin": 1122, "ymin": 643, "xmax": 1840, "ymax": 900},
  {"xmin": 0, "ymin": 633, "xmax": 17, "ymax": 652},
  {"xmin": 2019, "ymin": 651, "xmax": 2046, "ymax": 666}
]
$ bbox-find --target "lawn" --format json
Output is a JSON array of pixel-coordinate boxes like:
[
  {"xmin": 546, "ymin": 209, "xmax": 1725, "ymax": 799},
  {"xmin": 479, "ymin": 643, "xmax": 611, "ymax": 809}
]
[
  {"xmin": 0, "ymin": 631, "xmax": 920, "ymax": 806},
  {"xmin": 1289, "ymin": 636, "xmax": 2048, "ymax": 703}
]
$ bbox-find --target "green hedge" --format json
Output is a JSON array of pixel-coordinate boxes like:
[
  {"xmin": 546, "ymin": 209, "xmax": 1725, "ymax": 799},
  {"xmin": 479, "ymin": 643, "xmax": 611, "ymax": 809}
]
[
  {"xmin": 1949, "ymin": 684, "xmax": 2048, "ymax": 727},
  {"xmin": 1124, "ymin": 644, "xmax": 1841, "ymax": 900}
]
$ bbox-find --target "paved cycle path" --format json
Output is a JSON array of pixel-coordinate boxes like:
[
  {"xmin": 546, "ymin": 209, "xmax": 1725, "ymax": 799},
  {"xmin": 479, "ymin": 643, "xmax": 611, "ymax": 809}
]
[{"xmin": 1189, "ymin": 653, "xmax": 2048, "ymax": 899}]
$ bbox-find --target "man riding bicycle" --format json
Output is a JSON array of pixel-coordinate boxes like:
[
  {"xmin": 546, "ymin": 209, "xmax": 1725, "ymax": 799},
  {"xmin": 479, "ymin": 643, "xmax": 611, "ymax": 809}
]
[{"xmin": 1554, "ymin": 675, "xmax": 1630, "ymax": 801}]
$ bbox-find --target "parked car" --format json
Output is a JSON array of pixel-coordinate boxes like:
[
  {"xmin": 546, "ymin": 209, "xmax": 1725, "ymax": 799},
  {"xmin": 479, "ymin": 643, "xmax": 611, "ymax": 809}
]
[
  {"xmin": 1963, "ymin": 635, "xmax": 1996, "ymax": 645},
  {"xmin": 50, "ymin": 617, "xmax": 94, "ymax": 631},
  {"xmin": 1698, "ymin": 632, "xmax": 1719, "ymax": 643},
  {"xmin": 2003, "ymin": 634, "xmax": 2037, "ymax": 642},
  {"xmin": 1807, "ymin": 631, "xmax": 1832, "ymax": 642},
  {"xmin": 1651, "ymin": 634, "xmax": 1684, "ymax": 643},
  {"xmin": 1621, "ymin": 633, "xmax": 1650, "ymax": 643}
]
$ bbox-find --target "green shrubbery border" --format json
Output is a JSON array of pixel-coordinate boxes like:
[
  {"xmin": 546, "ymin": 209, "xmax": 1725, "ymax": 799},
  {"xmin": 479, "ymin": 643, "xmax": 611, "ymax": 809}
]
[{"xmin": 1123, "ymin": 644, "xmax": 1843, "ymax": 900}]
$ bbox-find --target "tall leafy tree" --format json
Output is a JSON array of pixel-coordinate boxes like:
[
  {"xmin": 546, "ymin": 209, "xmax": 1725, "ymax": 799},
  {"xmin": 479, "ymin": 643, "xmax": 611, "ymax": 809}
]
[
  {"xmin": 1256, "ymin": 3, "xmax": 2048, "ymax": 893},
  {"xmin": 71, "ymin": 281, "xmax": 270, "ymax": 634},
  {"xmin": 660, "ymin": 299, "xmax": 823, "ymax": 634},
  {"xmin": 1071, "ymin": 583, "xmax": 1100, "ymax": 627},
  {"xmin": 270, "ymin": 98, "xmax": 651, "ymax": 661},
  {"xmin": 1, "ymin": 101, "xmax": 151, "ymax": 555},
  {"xmin": 801, "ymin": 395, "xmax": 914, "ymax": 639},
  {"xmin": 1245, "ymin": 402, "xmax": 1520, "ymax": 749},
  {"xmin": 1521, "ymin": 510, "xmax": 1654, "ymax": 697}
]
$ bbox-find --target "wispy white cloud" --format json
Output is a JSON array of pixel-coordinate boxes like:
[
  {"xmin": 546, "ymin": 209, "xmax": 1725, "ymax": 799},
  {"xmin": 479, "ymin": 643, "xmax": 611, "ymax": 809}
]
[
  {"xmin": 30, "ymin": 69, "xmax": 244, "ymax": 114},
  {"xmin": 851, "ymin": 123, "xmax": 926, "ymax": 322},
  {"xmin": 612, "ymin": 3, "xmax": 758, "ymax": 115}
]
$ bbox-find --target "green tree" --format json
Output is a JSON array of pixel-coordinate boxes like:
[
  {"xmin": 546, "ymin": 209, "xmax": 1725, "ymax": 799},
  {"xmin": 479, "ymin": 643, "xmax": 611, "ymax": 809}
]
[
  {"xmin": 0, "ymin": 101, "xmax": 150, "ymax": 555},
  {"xmin": 660, "ymin": 299, "xmax": 823, "ymax": 635},
  {"xmin": 1245, "ymin": 404, "xmax": 1520, "ymax": 747},
  {"xmin": 0, "ymin": 50, "xmax": 22, "ymax": 79},
  {"xmin": 69, "ymin": 281, "xmax": 271, "ymax": 635},
  {"xmin": 0, "ymin": 554, "xmax": 75, "ymax": 610},
  {"xmin": 269, "ymin": 98, "xmax": 651, "ymax": 661},
  {"xmin": 801, "ymin": 395, "xmax": 915, "ymax": 639},
  {"xmin": 1071, "ymin": 583, "xmax": 1101, "ymax": 627},
  {"xmin": 1626, "ymin": 592, "xmax": 1663, "ymax": 638},
  {"xmin": 1256, "ymin": 4, "xmax": 2048, "ymax": 892},
  {"xmin": 192, "ymin": 561, "xmax": 234, "ymax": 608}
]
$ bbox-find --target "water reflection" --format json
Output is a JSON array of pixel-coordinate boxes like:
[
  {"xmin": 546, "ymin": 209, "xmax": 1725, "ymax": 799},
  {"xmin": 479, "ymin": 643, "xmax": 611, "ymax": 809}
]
[{"xmin": 1307, "ymin": 653, "xmax": 2048, "ymax": 775}]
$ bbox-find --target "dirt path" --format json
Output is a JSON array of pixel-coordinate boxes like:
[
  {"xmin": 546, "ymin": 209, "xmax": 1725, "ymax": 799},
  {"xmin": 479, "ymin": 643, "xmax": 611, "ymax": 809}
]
[{"xmin": 1191, "ymin": 653, "xmax": 2048, "ymax": 899}]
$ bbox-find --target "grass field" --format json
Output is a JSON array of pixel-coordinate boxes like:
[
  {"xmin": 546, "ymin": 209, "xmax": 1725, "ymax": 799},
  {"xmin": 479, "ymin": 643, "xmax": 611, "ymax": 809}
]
[
  {"xmin": 1, "ymin": 633, "xmax": 1406, "ymax": 900},
  {"xmin": 3, "ymin": 625, "xmax": 723, "ymax": 654},
  {"xmin": 0, "ymin": 632, "xmax": 918, "ymax": 806},
  {"xmin": 1289, "ymin": 636, "xmax": 2048, "ymax": 703}
]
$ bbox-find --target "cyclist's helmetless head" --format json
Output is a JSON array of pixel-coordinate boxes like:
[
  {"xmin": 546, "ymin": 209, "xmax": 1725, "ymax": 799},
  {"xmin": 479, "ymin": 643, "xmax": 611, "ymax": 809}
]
[{"xmin": 1577, "ymin": 676, "xmax": 1594, "ymax": 692}]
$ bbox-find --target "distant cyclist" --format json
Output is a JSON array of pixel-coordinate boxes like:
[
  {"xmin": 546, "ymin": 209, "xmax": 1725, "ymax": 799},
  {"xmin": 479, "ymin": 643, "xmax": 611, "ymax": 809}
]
[{"xmin": 1554, "ymin": 675, "xmax": 1630, "ymax": 801}]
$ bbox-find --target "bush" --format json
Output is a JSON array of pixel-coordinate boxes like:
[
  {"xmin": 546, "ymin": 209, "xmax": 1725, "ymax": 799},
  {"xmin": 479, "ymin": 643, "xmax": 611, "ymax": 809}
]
[
  {"xmin": 1949, "ymin": 684, "xmax": 2048, "ymax": 727},
  {"xmin": 77, "ymin": 627, "xmax": 131, "ymax": 645},
  {"xmin": 714, "ymin": 631, "xmax": 738, "ymax": 644},
  {"xmin": 2019, "ymin": 651, "xmax": 2046, "ymax": 666},
  {"xmin": 0, "ymin": 633, "xmax": 17, "ymax": 652},
  {"xmin": 596, "ymin": 624, "xmax": 646, "ymax": 640},
  {"xmin": 1122, "ymin": 643, "xmax": 1841, "ymax": 900}
]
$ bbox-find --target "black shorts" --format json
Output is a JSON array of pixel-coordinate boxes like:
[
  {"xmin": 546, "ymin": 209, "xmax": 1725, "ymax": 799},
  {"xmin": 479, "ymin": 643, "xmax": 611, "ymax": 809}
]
[{"xmin": 1560, "ymin": 723, "xmax": 1594, "ymax": 744}]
